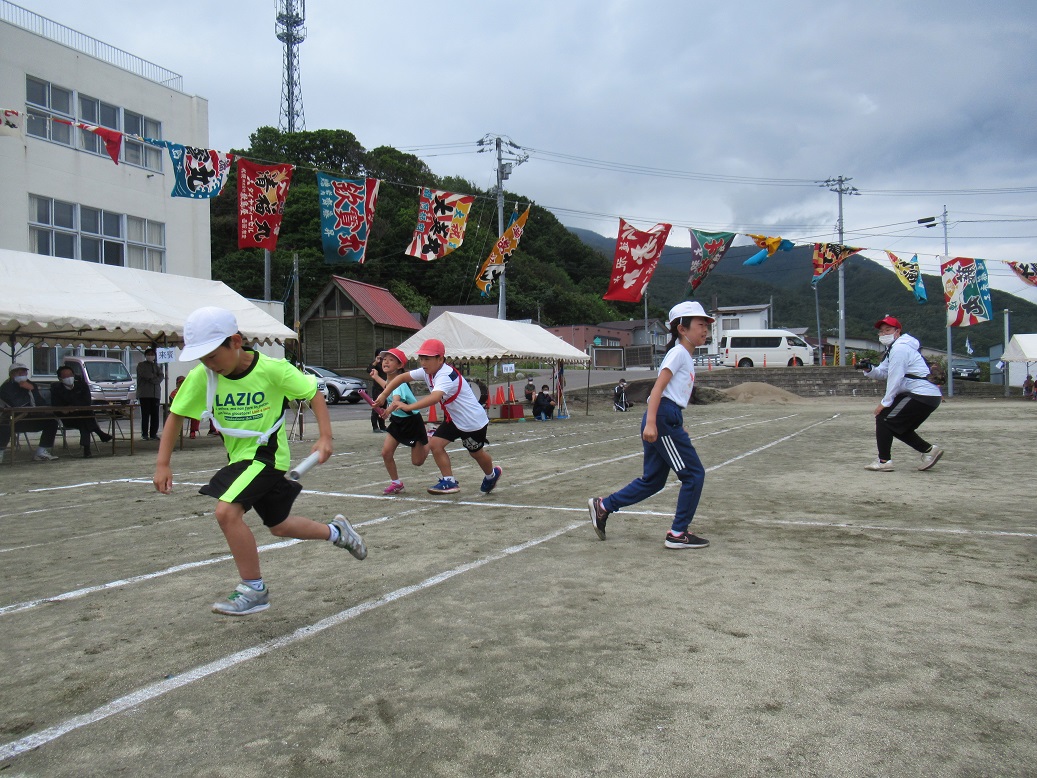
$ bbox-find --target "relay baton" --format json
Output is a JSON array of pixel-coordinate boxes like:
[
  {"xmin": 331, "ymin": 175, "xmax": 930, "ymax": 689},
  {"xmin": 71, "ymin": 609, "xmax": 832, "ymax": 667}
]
[
  {"xmin": 358, "ymin": 389, "xmax": 389, "ymax": 419},
  {"xmin": 288, "ymin": 451, "xmax": 321, "ymax": 481}
]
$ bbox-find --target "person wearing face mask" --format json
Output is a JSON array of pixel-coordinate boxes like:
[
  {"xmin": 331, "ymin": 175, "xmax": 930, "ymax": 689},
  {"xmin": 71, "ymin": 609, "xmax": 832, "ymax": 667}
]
[
  {"xmin": 51, "ymin": 365, "xmax": 113, "ymax": 457},
  {"xmin": 0, "ymin": 362, "xmax": 59, "ymax": 463},
  {"xmin": 859, "ymin": 315, "xmax": 944, "ymax": 472},
  {"xmin": 136, "ymin": 347, "xmax": 165, "ymax": 441}
]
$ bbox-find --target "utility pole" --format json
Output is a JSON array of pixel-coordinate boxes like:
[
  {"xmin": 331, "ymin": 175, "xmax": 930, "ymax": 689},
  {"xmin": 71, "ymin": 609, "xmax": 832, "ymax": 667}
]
[
  {"xmin": 819, "ymin": 176, "xmax": 859, "ymax": 365},
  {"xmin": 1004, "ymin": 307, "xmax": 1011, "ymax": 398},
  {"xmin": 478, "ymin": 134, "xmax": 527, "ymax": 319}
]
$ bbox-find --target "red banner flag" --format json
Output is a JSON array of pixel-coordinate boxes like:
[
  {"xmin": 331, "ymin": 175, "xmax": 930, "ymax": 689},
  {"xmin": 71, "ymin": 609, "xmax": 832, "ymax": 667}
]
[
  {"xmin": 811, "ymin": 242, "xmax": 862, "ymax": 286},
  {"xmin": 77, "ymin": 123, "xmax": 122, "ymax": 164},
  {"xmin": 602, "ymin": 219, "xmax": 671, "ymax": 303},
  {"xmin": 405, "ymin": 188, "xmax": 474, "ymax": 260},
  {"xmin": 237, "ymin": 159, "xmax": 295, "ymax": 251}
]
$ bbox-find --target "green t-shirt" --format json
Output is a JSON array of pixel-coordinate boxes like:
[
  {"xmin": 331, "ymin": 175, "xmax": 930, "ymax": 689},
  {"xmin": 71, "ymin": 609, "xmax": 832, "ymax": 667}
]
[
  {"xmin": 389, "ymin": 382, "xmax": 419, "ymax": 418},
  {"xmin": 170, "ymin": 350, "xmax": 317, "ymax": 470}
]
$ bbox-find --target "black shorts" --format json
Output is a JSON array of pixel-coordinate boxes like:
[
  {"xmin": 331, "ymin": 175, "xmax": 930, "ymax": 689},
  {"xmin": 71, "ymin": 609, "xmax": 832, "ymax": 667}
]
[
  {"xmin": 387, "ymin": 412, "xmax": 429, "ymax": 448},
  {"xmin": 199, "ymin": 460, "xmax": 302, "ymax": 528},
  {"xmin": 432, "ymin": 419, "xmax": 488, "ymax": 452}
]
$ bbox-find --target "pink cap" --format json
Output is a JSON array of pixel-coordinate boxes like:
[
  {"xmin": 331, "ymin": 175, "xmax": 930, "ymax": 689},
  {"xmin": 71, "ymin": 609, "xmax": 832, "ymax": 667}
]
[{"xmin": 417, "ymin": 338, "xmax": 445, "ymax": 357}]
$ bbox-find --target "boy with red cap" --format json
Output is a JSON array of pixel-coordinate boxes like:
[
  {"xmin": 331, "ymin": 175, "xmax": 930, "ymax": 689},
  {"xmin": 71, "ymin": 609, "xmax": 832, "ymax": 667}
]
[
  {"xmin": 859, "ymin": 315, "xmax": 944, "ymax": 472},
  {"xmin": 374, "ymin": 338, "xmax": 502, "ymax": 495}
]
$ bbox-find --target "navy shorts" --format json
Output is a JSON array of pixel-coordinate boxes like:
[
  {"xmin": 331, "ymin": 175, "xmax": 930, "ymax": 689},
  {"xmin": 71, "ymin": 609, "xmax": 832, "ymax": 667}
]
[
  {"xmin": 199, "ymin": 460, "xmax": 302, "ymax": 528},
  {"xmin": 432, "ymin": 419, "xmax": 488, "ymax": 452},
  {"xmin": 387, "ymin": 412, "xmax": 429, "ymax": 448}
]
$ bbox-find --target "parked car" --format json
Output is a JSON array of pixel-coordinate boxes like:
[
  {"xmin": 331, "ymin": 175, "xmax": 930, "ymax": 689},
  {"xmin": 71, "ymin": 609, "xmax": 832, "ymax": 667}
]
[
  {"xmin": 717, "ymin": 330, "xmax": 815, "ymax": 368},
  {"xmin": 303, "ymin": 366, "xmax": 364, "ymax": 404},
  {"xmin": 63, "ymin": 356, "xmax": 136, "ymax": 404},
  {"xmin": 950, "ymin": 358, "xmax": 981, "ymax": 381}
]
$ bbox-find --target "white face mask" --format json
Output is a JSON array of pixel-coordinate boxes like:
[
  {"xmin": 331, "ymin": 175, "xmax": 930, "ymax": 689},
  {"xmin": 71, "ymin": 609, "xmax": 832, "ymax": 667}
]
[
  {"xmin": 61, "ymin": 377, "xmax": 75, "ymax": 387},
  {"xmin": 878, "ymin": 333, "xmax": 897, "ymax": 346},
  {"xmin": 13, "ymin": 372, "xmax": 28, "ymax": 381}
]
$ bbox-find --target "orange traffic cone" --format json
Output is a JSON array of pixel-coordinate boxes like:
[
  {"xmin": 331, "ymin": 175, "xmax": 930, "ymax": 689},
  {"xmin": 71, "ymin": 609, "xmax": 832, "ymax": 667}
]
[
  {"xmin": 763, "ymin": 354, "xmax": 767, "ymax": 367},
  {"xmin": 507, "ymin": 384, "xmax": 516, "ymax": 403},
  {"xmin": 427, "ymin": 403, "xmax": 438, "ymax": 423},
  {"xmin": 494, "ymin": 385, "xmax": 506, "ymax": 406},
  {"xmin": 707, "ymin": 359, "xmax": 712, "ymax": 372}
]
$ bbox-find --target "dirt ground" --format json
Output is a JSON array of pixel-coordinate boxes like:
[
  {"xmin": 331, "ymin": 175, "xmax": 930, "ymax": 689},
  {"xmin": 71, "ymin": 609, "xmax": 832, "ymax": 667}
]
[{"xmin": 1, "ymin": 391, "xmax": 1035, "ymax": 777}]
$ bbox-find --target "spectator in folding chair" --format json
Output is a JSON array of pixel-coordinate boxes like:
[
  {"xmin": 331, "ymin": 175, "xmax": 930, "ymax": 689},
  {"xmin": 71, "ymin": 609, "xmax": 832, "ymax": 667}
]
[
  {"xmin": 0, "ymin": 362, "xmax": 59, "ymax": 463},
  {"xmin": 51, "ymin": 365, "xmax": 113, "ymax": 457}
]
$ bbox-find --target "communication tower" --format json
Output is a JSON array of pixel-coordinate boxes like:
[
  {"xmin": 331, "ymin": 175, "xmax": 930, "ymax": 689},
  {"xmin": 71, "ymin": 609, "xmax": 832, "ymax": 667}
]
[{"xmin": 276, "ymin": 0, "xmax": 307, "ymax": 132}]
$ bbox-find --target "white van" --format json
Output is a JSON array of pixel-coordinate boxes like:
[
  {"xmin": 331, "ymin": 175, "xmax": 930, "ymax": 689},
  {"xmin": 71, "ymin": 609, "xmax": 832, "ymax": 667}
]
[
  {"xmin": 63, "ymin": 356, "xmax": 137, "ymax": 404},
  {"xmin": 717, "ymin": 330, "xmax": 814, "ymax": 368}
]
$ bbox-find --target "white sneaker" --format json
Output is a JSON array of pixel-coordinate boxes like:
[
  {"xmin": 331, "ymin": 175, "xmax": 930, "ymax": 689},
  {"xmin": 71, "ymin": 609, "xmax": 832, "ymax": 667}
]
[
  {"xmin": 864, "ymin": 459, "xmax": 893, "ymax": 472},
  {"xmin": 33, "ymin": 450, "xmax": 59, "ymax": 462},
  {"xmin": 918, "ymin": 445, "xmax": 944, "ymax": 471}
]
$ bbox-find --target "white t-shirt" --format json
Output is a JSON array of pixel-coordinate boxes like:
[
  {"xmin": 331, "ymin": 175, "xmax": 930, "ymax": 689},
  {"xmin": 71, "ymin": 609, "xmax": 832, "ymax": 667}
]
[
  {"xmin": 658, "ymin": 346, "xmax": 696, "ymax": 408},
  {"xmin": 409, "ymin": 364, "xmax": 489, "ymax": 432}
]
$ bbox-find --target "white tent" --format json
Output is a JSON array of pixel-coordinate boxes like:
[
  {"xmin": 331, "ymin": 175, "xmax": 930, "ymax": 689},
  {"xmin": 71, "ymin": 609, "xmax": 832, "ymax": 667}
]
[
  {"xmin": 1000, "ymin": 334, "xmax": 1037, "ymax": 362},
  {"xmin": 395, "ymin": 311, "xmax": 589, "ymax": 363},
  {"xmin": 0, "ymin": 249, "xmax": 296, "ymax": 350}
]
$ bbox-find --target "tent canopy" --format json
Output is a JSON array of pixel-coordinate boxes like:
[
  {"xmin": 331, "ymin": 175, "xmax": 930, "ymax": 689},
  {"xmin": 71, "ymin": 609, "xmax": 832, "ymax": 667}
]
[
  {"xmin": 395, "ymin": 312, "xmax": 589, "ymax": 363},
  {"xmin": 1000, "ymin": 334, "xmax": 1037, "ymax": 362},
  {"xmin": 0, "ymin": 249, "xmax": 296, "ymax": 349}
]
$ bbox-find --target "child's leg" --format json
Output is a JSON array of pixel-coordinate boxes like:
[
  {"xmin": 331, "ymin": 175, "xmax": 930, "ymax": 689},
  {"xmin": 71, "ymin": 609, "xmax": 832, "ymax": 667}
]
[
  {"xmin": 604, "ymin": 438, "xmax": 669, "ymax": 512},
  {"xmin": 214, "ymin": 500, "xmax": 262, "ymax": 580},
  {"xmin": 269, "ymin": 514, "xmax": 334, "ymax": 540},
  {"xmin": 411, "ymin": 442, "xmax": 430, "ymax": 467},
  {"xmin": 381, "ymin": 436, "xmax": 401, "ymax": 481},
  {"xmin": 429, "ymin": 436, "xmax": 452, "ymax": 476},
  {"xmin": 667, "ymin": 432, "xmax": 706, "ymax": 535},
  {"xmin": 470, "ymin": 446, "xmax": 494, "ymax": 475}
]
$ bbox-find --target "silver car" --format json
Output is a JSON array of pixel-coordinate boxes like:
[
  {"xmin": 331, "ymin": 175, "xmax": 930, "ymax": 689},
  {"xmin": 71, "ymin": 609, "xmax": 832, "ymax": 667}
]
[{"xmin": 303, "ymin": 366, "xmax": 365, "ymax": 404}]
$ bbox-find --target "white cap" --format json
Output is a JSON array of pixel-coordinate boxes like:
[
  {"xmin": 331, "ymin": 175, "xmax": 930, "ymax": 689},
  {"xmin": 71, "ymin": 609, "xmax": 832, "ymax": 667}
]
[
  {"xmin": 668, "ymin": 300, "xmax": 715, "ymax": 325},
  {"xmin": 9, "ymin": 362, "xmax": 29, "ymax": 374},
  {"xmin": 180, "ymin": 307, "xmax": 239, "ymax": 362}
]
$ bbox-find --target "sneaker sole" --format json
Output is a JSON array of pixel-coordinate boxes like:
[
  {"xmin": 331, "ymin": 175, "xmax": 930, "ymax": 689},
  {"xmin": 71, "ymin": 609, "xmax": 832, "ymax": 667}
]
[
  {"xmin": 918, "ymin": 450, "xmax": 944, "ymax": 471},
  {"xmin": 428, "ymin": 487, "xmax": 460, "ymax": 494},
  {"xmin": 588, "ymin": 498, "xmax": 606, "ymax": 541},
  {"xmin": 212, "ymin": 602, "xmax": 269, "ymax": 616},
  {"xmin": 664, "ymin": 538, "xmax": 710, "ymax": 549}
]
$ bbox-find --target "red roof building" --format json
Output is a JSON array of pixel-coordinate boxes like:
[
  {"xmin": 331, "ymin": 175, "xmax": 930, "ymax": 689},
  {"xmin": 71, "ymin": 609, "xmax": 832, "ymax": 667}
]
[{"xmin": 300, "ymin": 276, "xmax": 420, "ymax": 369}]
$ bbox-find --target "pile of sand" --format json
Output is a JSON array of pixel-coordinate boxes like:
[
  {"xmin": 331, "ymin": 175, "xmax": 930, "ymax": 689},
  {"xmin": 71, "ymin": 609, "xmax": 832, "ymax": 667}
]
[{"xmin": 722, "ymin": 382, "xmax": 804, "ymax": 404}]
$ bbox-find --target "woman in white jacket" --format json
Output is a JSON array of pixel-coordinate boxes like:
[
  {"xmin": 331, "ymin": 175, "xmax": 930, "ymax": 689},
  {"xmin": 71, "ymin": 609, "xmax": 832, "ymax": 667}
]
[{"xmin": 861, "ymin": 315, "xmax": 944, "ymax": 472}]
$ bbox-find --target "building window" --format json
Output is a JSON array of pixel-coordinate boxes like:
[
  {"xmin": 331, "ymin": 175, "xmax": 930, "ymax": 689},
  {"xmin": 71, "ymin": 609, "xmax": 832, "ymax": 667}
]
[
  {"xmin": 26, "ymin": 76, "xmax": 74, "ymax": 146},
  {"xmin": 29, "ymin": 195, "xmax": 165, "ymax": 272},
  {"xmin": 722, "ymin": 318, "xmax": 740, "ymax": 331},
  {"xmin": 26, "ymin": 76, "xmax": 163, "ymax": 171}
]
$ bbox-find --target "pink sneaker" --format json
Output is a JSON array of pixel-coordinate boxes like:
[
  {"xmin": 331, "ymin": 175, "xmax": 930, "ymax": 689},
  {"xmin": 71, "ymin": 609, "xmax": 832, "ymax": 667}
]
[{"xmin": 382, "ymin": 481, "xmax": 404, "ymax": 495}]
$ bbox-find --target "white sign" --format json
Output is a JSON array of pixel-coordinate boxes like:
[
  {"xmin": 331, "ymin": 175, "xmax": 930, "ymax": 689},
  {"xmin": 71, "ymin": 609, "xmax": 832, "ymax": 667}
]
[
  {"xmin": 156, "ymin": 347, "xmax": 177, "ymax": 364},
  {"xmin": 502, "ymin": 363, "xmax": 515, "ymax": 374}
]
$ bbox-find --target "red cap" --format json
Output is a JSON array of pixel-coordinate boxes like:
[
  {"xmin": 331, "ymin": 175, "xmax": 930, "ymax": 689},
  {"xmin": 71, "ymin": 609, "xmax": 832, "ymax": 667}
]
[
  {"xmin": 874, "ymin": 315, "xmax": 903, "ymax": 330},
  {"xmin": 417, "ymin": 338, "xmax": 445, "ymax": 357},
  {"xmin": 379, "ymin": 347, "xmax": 407, "ymax": 365}
]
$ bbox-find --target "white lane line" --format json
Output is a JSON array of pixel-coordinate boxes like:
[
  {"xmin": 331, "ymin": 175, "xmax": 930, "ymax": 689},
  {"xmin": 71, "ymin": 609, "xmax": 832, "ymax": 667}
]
[
  {"xmin": 0, "ymin": 512, "xmax": 207, "ymax": 554},
  {"xmin": 750, "ymin": 518, "xmax": 1037, "ymax": 538},
  {"xmin": 704, "ymin": 414, "xmax": 837, "ymax": 471},
  {"xmin": 0, "ymin": 522, "xmax": 581, "ymax": 762}
]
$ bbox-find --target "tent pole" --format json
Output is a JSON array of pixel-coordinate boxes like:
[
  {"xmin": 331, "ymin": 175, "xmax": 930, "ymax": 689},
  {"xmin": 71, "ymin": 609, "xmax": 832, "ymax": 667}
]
[{"xmin": 586, "ymin": 362, "xmax": 591, "ymax": 416}]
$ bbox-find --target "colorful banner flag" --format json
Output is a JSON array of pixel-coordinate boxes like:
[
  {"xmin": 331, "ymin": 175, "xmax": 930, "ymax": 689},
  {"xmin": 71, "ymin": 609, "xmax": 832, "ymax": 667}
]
[
  {"xmin": 317, "ymin": 173, "xmax": 379, "ymax": 264},
  {"xmin": 940, "ymin": 256, "xmax": 993, "ymax": 327},
  {"xmin": 77, "ymin": 123, "xmax": 122, "ymax": 165},
  {"xmin": 1007, "ymin": 262, "xmax": 1037, "ymax": 287},
  {"xmin": 744, "ymin": 234, "xmax": 794, "ymax": 266},
  {"xmin": 147, "ymin": 140, "xmax": 233, "ymax": 199},
  {"xmin": 965, "ymin": 337, "xmax": 973, "ymax": 355},
  {"xmin": 811, "ymin": 243, "xmax": 862, "ymax": 286},
  {"xmin": 885, "ymin": 250, "xmax": 927, "ymax": 303},
  {"xmin": 405, "ymin": 188, "xmax": 474, "ymax": 260},
  {"xmin": 475, "ymin": 206, "xmax": 531, "ymax": 296},
  {"xmin": 602, "ymin": 219, "xmax": 672, "ymax": 303},
  {"xmin": 237, "ymin": 159, "xmax": 295, "ymax": 251},
  {"xmin": 687, "ymin": 229, "xmax": 736, "ymax": 293},
  {"xmin": 0, "ymin": 109, "xmax": 23, "ymax": 138}
]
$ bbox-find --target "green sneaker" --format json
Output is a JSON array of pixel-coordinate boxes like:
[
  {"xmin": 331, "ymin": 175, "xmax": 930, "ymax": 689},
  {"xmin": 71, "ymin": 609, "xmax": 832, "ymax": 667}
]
[
  {"xmin": 332, "ymin": 515, "xmax": 367, "ymax": 560},
  {"xmin": 212, "ymin": 584, "xmax": 269, "ymax": 616}
]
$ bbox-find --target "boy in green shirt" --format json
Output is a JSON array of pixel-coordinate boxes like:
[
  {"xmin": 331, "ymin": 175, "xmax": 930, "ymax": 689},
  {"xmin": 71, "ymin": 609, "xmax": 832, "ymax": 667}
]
[{"xmin": 153, "ymin": 307, "xmax": 366, "ymax": 616}]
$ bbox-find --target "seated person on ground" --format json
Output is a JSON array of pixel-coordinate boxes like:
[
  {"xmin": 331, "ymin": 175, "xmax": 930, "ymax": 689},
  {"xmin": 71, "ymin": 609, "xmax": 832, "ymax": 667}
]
[
  {"xmin": 533, "ymin": 385, "xmax": 556, "ymax": 420},
  {"xmin": 50, "ymin": 365, "xmax": 113, "ymax": 457}
]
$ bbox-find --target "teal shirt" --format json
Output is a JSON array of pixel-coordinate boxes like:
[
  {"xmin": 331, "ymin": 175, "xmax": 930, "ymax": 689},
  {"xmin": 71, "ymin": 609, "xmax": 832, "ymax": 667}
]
[{"xmin": 389, "ymin": 383, "xmax": 419, "ymax": 418}]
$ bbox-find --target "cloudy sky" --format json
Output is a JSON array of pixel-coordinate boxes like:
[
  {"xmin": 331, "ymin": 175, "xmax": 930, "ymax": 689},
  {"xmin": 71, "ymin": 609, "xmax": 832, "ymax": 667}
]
[{"xmin": 12, "ymin": 0, "xmax": 1037, "ymax": 303}]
